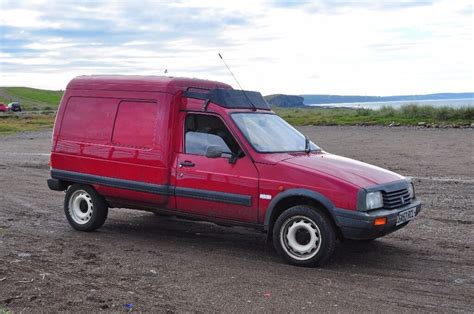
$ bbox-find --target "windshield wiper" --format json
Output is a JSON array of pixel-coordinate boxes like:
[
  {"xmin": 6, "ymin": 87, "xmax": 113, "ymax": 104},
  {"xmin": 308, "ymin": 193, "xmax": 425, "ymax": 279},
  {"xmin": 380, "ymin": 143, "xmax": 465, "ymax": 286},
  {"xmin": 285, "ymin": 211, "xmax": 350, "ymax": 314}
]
[{"xmin": 304, "ymin": 135, "xmax": 311, "ymax": 154}]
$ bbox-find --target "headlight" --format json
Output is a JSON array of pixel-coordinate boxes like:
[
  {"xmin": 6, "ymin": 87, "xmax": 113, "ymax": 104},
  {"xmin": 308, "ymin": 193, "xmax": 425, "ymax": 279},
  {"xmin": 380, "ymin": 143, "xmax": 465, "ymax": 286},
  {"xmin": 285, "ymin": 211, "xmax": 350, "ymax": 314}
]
[
  {"xmin": 366, "ymin": 191, "xmax": 383, "ymax": 210},
  {"xmin": 408, "ymin": 182, "xmax": 415, "ymax": 199}
]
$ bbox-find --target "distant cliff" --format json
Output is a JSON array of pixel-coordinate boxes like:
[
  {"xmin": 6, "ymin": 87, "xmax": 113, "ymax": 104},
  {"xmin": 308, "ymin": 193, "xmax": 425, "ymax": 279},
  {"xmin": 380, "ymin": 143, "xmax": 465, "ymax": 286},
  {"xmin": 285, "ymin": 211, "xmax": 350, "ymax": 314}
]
[{"xmin": 264, "ymin": 94, "xmax": 305, "ymax": 107}]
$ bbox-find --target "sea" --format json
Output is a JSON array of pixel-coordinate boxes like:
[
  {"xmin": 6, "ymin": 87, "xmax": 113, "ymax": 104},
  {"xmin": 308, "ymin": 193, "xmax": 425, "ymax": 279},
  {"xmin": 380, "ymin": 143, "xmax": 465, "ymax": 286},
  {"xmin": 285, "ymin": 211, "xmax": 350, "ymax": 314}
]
[{"xmin": 307, "ymin": 98, "xmax": 474, "ymax": 110}]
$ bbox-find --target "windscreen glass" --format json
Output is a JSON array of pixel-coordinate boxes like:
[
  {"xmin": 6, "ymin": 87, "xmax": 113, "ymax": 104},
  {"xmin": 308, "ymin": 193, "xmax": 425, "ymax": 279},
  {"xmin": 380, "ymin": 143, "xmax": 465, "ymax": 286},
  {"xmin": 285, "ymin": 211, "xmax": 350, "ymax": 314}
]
[{"xmin": 232, "ymin": 113, "xmax": 320, "ymax": 153}]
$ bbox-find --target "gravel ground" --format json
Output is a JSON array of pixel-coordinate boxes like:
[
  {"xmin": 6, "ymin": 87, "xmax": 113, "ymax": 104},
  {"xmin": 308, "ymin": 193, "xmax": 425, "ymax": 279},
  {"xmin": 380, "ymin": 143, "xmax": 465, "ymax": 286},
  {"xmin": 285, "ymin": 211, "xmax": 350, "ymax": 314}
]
[{"xmin": 0, "ymin": 126, "xmax": 473, "ymax": 312}]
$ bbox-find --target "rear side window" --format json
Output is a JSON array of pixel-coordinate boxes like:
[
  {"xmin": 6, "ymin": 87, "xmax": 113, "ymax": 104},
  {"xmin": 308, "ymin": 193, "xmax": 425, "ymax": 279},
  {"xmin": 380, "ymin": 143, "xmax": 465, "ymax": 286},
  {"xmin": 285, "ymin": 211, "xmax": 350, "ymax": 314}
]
[
  {"xmin": 112, "ymin": 101, "xmax": 157, "ymax": 149},
  {"xmin": 60, "ymin": 97, "xmax": 117, "ymax": 143}
]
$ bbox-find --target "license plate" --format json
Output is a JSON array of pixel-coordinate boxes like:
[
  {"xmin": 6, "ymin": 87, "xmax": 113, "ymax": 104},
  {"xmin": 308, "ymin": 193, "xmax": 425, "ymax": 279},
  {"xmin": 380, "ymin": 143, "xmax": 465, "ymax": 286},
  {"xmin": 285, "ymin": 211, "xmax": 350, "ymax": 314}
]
[{"xmin": 396, "ymin": 207, "xmax": 417, "ymax": 226}]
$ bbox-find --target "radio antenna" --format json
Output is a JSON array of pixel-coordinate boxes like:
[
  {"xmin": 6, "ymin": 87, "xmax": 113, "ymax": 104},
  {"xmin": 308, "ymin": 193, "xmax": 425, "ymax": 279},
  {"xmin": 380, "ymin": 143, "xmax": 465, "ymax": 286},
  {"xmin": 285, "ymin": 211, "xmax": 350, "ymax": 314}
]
[{"xmin": 218, "ymin": 53, "xmax": 256, "ymax": 111}]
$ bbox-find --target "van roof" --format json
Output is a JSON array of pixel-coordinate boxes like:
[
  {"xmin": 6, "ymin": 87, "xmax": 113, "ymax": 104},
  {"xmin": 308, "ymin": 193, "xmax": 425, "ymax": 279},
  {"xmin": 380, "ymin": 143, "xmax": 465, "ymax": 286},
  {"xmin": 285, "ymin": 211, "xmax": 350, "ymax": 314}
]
[{"xmin": 67, "ymin": 75, "xmax": 232, "ymax": 93}]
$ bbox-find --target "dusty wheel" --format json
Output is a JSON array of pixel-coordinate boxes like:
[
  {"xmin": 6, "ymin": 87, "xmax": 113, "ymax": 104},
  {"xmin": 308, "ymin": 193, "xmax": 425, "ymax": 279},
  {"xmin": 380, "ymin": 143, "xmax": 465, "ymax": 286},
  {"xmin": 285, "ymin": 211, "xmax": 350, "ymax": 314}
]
[
  {"xmin": 64, "ymin": 184, "xmax": 108, "ymax": 231},
  {"xmin": 273, "ymin": 205, "xmax": 336, "ymax": 267}
]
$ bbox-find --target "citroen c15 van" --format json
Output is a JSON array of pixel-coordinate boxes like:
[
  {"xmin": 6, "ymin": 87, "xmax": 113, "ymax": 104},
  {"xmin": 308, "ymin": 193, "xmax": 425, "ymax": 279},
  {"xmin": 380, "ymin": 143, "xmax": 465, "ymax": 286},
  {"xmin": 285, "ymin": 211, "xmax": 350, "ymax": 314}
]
[{"xmin": 47, "ymin": 75, "xmax": 421, "ymax": 266}]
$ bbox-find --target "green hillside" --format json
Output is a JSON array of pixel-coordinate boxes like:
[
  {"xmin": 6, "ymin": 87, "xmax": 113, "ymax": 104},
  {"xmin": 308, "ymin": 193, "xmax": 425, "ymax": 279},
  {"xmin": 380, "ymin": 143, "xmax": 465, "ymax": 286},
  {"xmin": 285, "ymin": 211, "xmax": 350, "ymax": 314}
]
[{"xmin": 0, "ymin": 87, "xmax": 63, "ymax": 111}]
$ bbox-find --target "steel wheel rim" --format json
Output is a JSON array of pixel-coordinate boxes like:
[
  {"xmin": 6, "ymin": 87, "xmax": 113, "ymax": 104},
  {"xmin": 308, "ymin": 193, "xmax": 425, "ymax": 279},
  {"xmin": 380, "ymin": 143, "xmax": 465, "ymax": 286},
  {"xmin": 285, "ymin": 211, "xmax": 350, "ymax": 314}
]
[
  {"xmin": 280, "ymin": 215, "xmax": 322, "ymax": 261},
  {"xmin": 68, "ymin": 190, "xmax": 94, "ymax": 225}
]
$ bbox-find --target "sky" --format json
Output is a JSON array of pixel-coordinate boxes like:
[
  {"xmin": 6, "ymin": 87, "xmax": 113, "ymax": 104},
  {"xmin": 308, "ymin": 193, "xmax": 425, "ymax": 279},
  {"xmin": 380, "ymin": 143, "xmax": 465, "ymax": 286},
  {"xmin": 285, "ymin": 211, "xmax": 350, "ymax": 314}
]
[{"xmin": 0, "ymin": 0, "xmax": 472, "ymax": 96}]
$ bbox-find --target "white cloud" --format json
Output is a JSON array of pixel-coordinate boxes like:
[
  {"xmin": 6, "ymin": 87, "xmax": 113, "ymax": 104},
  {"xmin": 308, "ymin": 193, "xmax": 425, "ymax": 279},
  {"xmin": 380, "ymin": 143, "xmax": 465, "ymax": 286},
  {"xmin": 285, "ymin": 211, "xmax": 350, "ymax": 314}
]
[
  {"xmin": 0, "ymin": 9, "xmax": 61, "ymax": 29},
  {"xmin": 0, "ymin": 0, "xmax": 472, "ymax": 95}
]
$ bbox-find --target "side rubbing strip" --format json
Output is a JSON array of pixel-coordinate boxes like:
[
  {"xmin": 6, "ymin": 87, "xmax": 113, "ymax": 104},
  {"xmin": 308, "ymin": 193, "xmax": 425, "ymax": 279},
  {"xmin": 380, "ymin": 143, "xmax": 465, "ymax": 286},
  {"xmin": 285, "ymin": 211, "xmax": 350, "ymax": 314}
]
[
  {"xmin": 174, "ymin": 187, "xmax": 252, "ymax": 207},
  {"xmin": 50, "ymin": 169, "xmax": 252, "ymax": 207},
  {"xmin": 51, "ymin": 169, "xmax": 170, "ymax": 195}
]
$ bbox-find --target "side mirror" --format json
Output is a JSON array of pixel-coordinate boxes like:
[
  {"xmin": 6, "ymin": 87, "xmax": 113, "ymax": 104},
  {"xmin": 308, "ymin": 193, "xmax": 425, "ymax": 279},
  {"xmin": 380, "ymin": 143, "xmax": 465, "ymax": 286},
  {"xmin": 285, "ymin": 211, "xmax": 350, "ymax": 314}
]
[{"xmin": 205, "ymin": 145, "xmax": 223, "ymax": 158}]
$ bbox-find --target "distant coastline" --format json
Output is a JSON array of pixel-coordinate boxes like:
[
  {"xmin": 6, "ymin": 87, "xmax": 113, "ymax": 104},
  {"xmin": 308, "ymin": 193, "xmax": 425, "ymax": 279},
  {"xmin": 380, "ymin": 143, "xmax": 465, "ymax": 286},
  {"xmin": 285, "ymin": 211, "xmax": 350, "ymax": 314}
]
[
  {"xmin": 264, "ymin": 92, "xmax": 474, "ymax": 108},
  {"xmin": 307, "ymin": 98, "xmax": 474, "ymax": 110},
  {"xmin": 301, "ymin": 93, "xmax": 474, "ymax": 105}
]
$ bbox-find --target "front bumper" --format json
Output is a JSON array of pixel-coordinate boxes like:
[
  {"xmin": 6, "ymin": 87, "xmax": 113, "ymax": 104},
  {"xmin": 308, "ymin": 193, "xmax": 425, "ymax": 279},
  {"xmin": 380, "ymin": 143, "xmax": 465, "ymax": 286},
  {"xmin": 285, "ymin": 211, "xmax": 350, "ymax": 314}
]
[{"xmin": 334, "ymin": 200, "xmax": 422, "ymax": 240}]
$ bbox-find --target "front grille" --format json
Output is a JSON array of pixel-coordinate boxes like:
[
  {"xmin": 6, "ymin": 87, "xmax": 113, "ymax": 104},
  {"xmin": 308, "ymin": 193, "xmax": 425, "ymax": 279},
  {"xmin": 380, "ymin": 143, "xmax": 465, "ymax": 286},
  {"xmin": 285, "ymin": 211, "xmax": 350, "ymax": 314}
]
[{"xmin": 383, "ymin": 188, "xmax": 411, "ymax": 209}]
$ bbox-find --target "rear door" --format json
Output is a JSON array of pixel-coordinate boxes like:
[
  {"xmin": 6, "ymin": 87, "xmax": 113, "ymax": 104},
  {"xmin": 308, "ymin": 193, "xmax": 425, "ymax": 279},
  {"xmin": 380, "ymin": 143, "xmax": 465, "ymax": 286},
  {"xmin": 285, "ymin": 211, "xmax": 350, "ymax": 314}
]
[{"xmin": 174, "ymin": 113, "xmax": 259, "ymax": 223}]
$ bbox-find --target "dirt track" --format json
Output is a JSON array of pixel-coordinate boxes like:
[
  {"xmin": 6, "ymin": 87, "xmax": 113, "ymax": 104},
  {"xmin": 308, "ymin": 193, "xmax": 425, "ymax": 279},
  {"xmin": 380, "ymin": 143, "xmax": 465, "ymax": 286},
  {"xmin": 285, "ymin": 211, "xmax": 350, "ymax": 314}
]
[{"xmin": 0, "ymin": 126, "xmax": 473, "ymax": 312}]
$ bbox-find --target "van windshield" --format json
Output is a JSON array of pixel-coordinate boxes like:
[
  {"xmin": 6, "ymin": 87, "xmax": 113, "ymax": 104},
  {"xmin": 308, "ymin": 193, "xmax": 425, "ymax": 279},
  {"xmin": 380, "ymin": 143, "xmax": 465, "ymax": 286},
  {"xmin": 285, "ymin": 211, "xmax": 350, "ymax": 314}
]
[{"xmin": 231, "ymin": 113, "xmax": 320, "ymax": 153}]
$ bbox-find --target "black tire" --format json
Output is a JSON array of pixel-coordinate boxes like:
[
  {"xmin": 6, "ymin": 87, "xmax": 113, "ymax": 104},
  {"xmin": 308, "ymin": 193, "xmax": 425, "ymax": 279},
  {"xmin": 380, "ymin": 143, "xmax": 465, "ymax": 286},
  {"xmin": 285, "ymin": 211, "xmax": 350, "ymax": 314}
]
[
  {"xmin": 272, "ymin": 205, "xmax": 336, "ymax": 267},
  {"xmin": 64, "ymin": 184, "xmax": 108, "ymax": 231},
  {"xmin": 153, "ymin": 211, "xmax": 173, "ymax": 217},
  {"xmin": 358, "ymin": 238, "xmax": 376, "ymax": 243}
]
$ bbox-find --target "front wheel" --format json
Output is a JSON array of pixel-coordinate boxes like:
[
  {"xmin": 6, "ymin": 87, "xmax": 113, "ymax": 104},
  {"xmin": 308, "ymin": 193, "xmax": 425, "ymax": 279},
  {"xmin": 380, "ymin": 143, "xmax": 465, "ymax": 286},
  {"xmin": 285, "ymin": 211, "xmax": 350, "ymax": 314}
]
[
  {"xmin": 64, "ymin": 184, "xmax": 108, "ymax": 231},
  {"xmin": 273, "ymin": 205, "xmax": 336, "ymax": 267}
]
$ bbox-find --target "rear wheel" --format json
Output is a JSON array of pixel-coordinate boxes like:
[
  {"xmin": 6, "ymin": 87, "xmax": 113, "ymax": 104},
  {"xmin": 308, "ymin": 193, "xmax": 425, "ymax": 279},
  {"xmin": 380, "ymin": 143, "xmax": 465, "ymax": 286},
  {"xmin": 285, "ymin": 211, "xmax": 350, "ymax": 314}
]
[
  {"xmin": 64, "ymin": 184, "xmax": 108, "ymax": 231},
  {"xmin": 273, "ymin": 205, "xmax": 336, "ymax": 267}
]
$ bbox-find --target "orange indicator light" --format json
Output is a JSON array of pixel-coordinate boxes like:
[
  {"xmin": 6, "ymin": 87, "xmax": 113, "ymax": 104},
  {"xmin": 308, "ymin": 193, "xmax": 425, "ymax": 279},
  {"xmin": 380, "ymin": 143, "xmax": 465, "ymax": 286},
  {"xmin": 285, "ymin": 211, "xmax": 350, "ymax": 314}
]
[{"xmin": 373, "ymin": 217, "xmax": 387, "ymax": 226}]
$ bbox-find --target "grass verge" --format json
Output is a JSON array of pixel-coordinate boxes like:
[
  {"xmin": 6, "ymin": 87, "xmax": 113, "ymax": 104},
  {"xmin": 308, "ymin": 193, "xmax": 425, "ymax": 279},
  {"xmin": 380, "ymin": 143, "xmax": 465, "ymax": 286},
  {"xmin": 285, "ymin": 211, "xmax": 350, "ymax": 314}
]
[
  {"xmin": 273, "ymin": 104, "xmax": 474, "ymax": 126},
  {"xmin": 0, "ymin": 113, "xmax": 56, "ymax": 136}
]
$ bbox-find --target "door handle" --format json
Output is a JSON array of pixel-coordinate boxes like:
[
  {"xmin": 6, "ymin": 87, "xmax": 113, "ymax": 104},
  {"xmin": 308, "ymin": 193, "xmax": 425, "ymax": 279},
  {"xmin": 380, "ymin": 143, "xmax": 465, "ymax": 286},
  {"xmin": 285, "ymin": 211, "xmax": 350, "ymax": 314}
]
[{"xmin": 179, "ymin": 160, "xmax": 195, "ymax": 168}]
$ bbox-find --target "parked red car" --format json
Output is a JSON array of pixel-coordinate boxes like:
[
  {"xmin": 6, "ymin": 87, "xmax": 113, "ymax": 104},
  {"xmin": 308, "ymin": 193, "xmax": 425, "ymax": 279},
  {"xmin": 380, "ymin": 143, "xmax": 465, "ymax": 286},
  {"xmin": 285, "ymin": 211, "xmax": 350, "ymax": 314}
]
[
  {"xmin": 0, "ymin": 103, "xmax": 8, "ymax": 112},
  {"xmin": 47, "ymin": 75, "xmax": 421, "ymax": 266}
]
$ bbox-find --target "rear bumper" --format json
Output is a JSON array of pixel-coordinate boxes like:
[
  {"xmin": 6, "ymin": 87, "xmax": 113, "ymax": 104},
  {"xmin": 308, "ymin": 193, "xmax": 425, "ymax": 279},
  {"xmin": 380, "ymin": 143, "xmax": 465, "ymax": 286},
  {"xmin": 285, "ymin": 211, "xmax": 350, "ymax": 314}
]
[
  {"xmin": 47, "ymin": 178, "xmax": 68, "ymax": 191},
  {"xmin": 334, "ymin": 200, "xmax": 422, "ymax": 240}
]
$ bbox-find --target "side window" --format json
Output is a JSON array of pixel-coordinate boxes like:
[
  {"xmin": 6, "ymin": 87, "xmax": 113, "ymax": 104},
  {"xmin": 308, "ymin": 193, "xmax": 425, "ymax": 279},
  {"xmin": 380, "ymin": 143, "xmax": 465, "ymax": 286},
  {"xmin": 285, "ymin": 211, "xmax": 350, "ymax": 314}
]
[
  {"xmin": 186, "ymin": 132, "xmax": 232, "ymax": 155},
  {"xmin": 184, "ymin": 114, "xmax": 241, "ymax": 157},
  {"xmin": 112, "ymin": 101, "xmax": 157, "ymax": 149}
]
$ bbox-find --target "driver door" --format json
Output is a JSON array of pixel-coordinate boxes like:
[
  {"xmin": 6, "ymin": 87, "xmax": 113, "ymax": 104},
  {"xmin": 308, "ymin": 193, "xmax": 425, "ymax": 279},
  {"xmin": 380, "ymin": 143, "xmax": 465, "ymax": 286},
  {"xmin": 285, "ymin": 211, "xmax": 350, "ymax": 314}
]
[{"xmin": 174, "ymin": 113, "xmax": 259, "ymax": 223}]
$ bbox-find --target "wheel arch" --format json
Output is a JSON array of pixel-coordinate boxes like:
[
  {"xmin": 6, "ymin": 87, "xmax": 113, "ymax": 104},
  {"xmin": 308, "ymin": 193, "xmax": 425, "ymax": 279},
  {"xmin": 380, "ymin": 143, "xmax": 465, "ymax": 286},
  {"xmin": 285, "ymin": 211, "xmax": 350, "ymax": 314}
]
[
  {"xmin": 47, "ymin": 178, "xmax": 72, "ymax": 191},
  {"xmin": 264, "ymin": 189, "xmax": 341, "ymax": 239}
]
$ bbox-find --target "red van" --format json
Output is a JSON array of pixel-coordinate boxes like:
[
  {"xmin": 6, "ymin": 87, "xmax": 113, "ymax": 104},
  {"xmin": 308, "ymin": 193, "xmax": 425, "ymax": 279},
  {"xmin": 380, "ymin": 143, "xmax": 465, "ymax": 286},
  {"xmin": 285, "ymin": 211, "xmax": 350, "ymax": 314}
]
[{"xmin": 47, "ymin": 75, "xmax": 421, "ymax": 266}]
